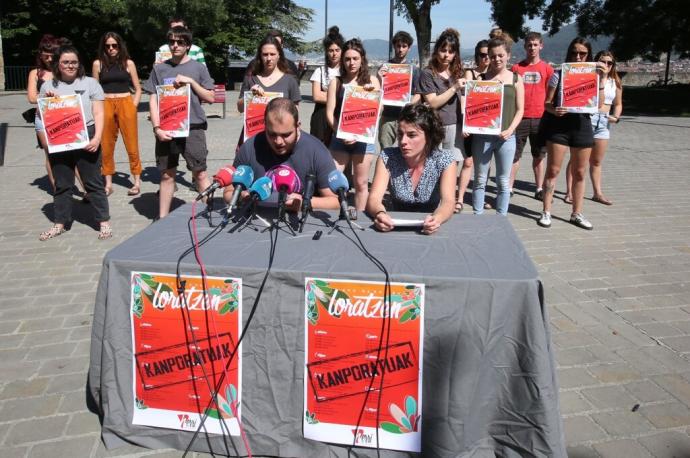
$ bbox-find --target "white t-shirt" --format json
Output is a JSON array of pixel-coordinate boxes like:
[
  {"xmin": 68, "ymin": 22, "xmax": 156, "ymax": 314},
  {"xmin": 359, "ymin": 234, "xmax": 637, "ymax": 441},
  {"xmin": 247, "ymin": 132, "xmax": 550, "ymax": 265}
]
[{"xmin": 310, "ymin": 65, "xmax": 340, "ymax": 91}]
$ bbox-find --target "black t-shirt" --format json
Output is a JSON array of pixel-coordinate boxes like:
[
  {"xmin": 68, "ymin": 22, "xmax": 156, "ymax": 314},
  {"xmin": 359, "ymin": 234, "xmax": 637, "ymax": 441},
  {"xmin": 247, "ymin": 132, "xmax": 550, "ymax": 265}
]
[{"xmin": 234, "ymin": 130, "xmax": 336, "ymax": 192}]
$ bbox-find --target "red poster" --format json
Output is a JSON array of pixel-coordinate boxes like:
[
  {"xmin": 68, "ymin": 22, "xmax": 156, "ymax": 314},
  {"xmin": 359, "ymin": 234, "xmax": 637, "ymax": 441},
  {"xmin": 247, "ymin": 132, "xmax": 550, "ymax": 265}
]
[
  {"xmin": 157, "ymin": 84, "xmax": 190, "ymax": 137},
  {"xmin": 243, "ymin": 91, "xmax": 283, "ymax": 141},
  {"xmin": 462, "ymin": 80, "xmax": 504, "ymax": 135},
  {"xmin": 382, "ymin": 64, "xmax": 413, "ymax": 107},
  {"xmin": 37, "ymin": 94, "xmax": 89, "ymax": 154},
  {"xmin": 560, "ymin": 62, "xmax": 599, "ymax": 113},
  {"xmin": 131, "ymin": 272, "xmax": 242, "ymax": 435},
  {"xmin": 336, "ymin": 85, "xmax": 382, "ymax": 144},
  {"xmin": 304, "ymin": 278, "xmax": 424, "ymax": 452}
]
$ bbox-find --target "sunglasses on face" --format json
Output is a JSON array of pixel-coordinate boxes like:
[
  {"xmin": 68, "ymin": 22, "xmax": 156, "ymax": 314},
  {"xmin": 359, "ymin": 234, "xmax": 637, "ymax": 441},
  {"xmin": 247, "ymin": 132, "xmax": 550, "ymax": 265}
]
[
  {"xmin": 168, "ymin": 39, "xmax": 188, "ymax": 47},
  {"xmin": 573, "ymin": 51, "xmax": 588, "ymax": 58},
  {"xmin": 105, "ymin": 43, "xmax": 119, "ymax": 50}
]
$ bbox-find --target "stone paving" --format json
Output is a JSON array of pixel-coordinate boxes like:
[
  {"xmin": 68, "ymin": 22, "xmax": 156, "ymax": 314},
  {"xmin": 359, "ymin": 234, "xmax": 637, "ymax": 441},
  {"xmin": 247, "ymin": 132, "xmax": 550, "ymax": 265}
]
[{"xmin": 0, "ymin": 84, "xmax": 689, "ymax": 457}]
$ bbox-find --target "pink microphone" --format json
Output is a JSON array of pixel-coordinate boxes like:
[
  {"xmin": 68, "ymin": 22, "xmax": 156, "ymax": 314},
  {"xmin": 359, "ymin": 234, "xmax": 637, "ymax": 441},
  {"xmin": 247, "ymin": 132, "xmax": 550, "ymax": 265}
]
[
  {"xmin": 266, "ymin": 165, "xmax": 301, "ymax": 218},
  {"xmin": 196, "ymin": 165, "xmax": 235, "ymax": 201}
]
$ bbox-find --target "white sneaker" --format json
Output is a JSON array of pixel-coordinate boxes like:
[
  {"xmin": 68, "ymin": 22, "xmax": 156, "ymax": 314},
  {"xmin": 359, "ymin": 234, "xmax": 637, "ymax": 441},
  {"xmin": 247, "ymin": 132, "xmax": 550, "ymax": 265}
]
[
  {"xmin": 570, "ymin": 213, "xmax": 593, "ymax": 230},
  {"xmin": 538, "ymin": 211, "xmax": 551, "ymax": 228}
]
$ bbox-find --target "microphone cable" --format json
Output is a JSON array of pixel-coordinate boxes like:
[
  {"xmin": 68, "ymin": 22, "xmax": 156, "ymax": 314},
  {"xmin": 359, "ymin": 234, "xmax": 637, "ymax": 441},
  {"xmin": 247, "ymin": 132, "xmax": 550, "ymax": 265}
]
[
  {"xmin": 339, "ymin": 216, "xmax": 393, "ymax": 458},
  {"xmin": 183, "ymin": 207, "xmax": 281, "ymax": 457}
]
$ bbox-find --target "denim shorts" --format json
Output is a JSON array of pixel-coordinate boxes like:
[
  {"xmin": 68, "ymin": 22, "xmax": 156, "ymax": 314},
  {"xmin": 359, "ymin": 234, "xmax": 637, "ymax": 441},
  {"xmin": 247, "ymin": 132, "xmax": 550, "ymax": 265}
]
[
  {"xmin": 35, "ymin": 116, "xmax": 44, "ymax": 132},
  {"xmin": 329, "ymin": 137, "xmax": 376, "ymax": 155},
  {"xmin": 590, "ymin": 112, "xmax": 610, "ymax": 140}
]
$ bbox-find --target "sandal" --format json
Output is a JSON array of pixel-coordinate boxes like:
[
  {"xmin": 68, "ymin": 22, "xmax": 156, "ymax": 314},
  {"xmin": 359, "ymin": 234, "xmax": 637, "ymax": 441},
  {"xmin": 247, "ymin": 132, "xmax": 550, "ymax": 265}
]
[
  {"xmin": 454, "ymin": 200, "xmax": 463, "ymax": 213},
  {"xmin": 592, "ymin": 195, "xmax": 612, "ymax": 206},
  {"xmin": 39, "ymin": 225, "xmax": 66, "ymax": 241},
  {"xmin": 98, "ymin": 223, "xmax": 113, "ymax": 240},
  {"xmin": 563, "ymin": 195, "xmax": 573, "ymax": 204},
  {"xmin": 127, "ymin": 185, "xmax": 141, "ymax": 196}
]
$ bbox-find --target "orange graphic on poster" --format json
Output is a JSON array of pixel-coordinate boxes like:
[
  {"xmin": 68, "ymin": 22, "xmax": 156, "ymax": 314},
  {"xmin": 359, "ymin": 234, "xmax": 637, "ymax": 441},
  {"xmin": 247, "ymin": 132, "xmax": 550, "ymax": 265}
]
[
  {"xmin": 304, "ymin": 278, "xmax": 424, "ymax": 452},
  {"xmin": 37, "ymin": 94, "xmax": 89, "ymax": 154},
  {"xmin": 157, "ymin": 84, "xmax": 190, "ymax": 137},
  {"xmin": 130, "ymin": 272, "xmax": 242, "ymax": 435},
  {"xmin": 463, "ymin": 80, "xmax": 504, "ymax": 135},
  {"xmin": 382, "ymin": 64, "xmax": 413, "ymax": 106},
  {"xmin": 336, "ymin": 86, "xmax": 382, "ymax": 144},
  {"xmin": 243, "ymin": 91, "xmax": 283, "ymax": 141},
  {"xmin": 560, "ymin": 63, "xmax": 599, "ymax": 114}
]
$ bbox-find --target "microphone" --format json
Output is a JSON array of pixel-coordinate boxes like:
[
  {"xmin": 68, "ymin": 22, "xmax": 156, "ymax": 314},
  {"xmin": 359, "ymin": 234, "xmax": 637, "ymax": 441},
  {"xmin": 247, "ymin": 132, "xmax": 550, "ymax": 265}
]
[
  {"xmin": 226, "ymin": 165, "xmax": 254, "ymax": 212},
  {"xmin": 268, "ymin": 165, "xmax": 301, "ymax": 219},
  {"xmin": 196, "ymin": 165, "xmax": 235, "ymax": 201},
  {"xmin": 248, "ymin": 176, "xmax": 273, "ymax": 203},
  {"xmin": 300, "ymin": 173, "xmax": 317, "ymax": 221},
  {"xmin": 327, "ymin": 169, "xmax": 350, "ymax": 220}
]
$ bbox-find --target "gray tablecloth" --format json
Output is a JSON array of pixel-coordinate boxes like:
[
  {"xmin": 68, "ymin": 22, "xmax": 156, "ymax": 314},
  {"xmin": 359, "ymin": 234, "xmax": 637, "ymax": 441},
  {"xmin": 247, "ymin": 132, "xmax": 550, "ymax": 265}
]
[{"xmin": 88, "ymin": 205, "xmax": 565, "ymax": 457}]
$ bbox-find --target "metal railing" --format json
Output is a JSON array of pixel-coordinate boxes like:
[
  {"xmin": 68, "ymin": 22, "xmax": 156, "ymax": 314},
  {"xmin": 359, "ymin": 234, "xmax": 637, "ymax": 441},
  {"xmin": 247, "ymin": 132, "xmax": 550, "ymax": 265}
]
[{"xmin": 4, "ymin": 66, "xmax": 33, "ymax": 91}]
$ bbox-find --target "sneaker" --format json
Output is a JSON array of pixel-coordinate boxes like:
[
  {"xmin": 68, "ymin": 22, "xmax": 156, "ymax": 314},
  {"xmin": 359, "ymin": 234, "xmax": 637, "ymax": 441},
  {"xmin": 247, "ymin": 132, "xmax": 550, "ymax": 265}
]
[
  {"xmin": 534, "ymin": 189, "xmax": 544, "ymax": 201},
  {"xmin": 570, "ymin": 213, "xmax": 593, "ymax": 230},
  {"xmin": 537, "ymin": 211, "xmax": 552, "ymax": 228}
]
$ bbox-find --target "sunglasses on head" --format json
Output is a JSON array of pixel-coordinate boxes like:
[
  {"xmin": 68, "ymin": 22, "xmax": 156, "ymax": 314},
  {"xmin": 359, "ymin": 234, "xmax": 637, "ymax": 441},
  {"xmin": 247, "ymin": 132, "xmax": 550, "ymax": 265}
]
[{"xmin": 105, "ymin": 43, "xmax": 119, "ymax": 49}]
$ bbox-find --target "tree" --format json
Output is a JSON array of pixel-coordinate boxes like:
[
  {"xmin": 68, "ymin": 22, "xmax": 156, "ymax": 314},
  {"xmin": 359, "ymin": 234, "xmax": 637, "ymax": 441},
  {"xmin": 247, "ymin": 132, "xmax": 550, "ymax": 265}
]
[
  {"xmin": 0, "ymin": 0, "xmax": 314, "ymax": 84},
  {"xmin": 394, "ymin": 0, "xmax": 440, "ymax": 65},
  {"xmin": 487, "ymin": 0, "xmax": 689, "ymax": 83}
]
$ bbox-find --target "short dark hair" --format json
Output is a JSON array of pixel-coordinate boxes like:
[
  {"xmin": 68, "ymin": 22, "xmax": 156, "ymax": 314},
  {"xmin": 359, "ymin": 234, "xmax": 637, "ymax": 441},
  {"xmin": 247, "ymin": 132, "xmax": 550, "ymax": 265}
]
[
  {"xmin": 392, "ymin": 31, "xmax": 414, "ymax": 46},
  {"xmin": 168, "ymin": 17, "xmax": 187, "ymax": 27},
  {"xmin": 397, "ymin": 103, "xmax": 444, "ymax": 152},
  {"xmin": 524, "ymin": 31, "xmax": 543, "ymax": 43},
  {"xmin": 167, "ymin": 26, "xmax": 192, "ymax": 47},
  {"xmin": 265, "ymin": 97, "xmax": 300, "ymax": 126},
  {"xmin": 52, "ymin": 45, "xmax": 86, "ymax": 84}
]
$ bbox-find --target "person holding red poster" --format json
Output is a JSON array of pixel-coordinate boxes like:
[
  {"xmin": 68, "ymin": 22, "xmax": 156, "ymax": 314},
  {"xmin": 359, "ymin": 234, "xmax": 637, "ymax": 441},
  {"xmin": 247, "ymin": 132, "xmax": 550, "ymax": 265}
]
[
  {"xmin": 326, "ymin": 38, "xmax": 380, "ymax": 211},
  {"xmin": 367, "ymin": 103, "xmax": 457, "ymax": 235},
  {"xmin": 510, "ymin": 32, "xmax": 554, "ymax": 201},
  {"xmin": 145, "ymin": 26, "xmax": 215, "ymax": 219},
  {"xmin": 310, "ymin": 26, "xmax": 344, "ymax": 145},
  {"xmin": 538, "ymin": 38, "xmax": 605, "ymax": 230},
  {"xmin": 237, "ymin": 34, "xmax": 301, "ymax": 145},
  {"xmin": 470, "ymin": 32, "xmax": 524, "ymax": 215},
  {"xmin": 418, "ymin": 28, "xmax": 466, "ymax": 213},
  {"xmin": 38, "ymin": 45, "xmax": 111, "ymax": 241}
]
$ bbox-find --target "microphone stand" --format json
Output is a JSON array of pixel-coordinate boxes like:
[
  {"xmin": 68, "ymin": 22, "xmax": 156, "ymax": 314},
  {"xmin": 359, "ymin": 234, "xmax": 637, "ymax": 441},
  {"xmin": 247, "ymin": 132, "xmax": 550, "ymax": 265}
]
[
  {"xmin": 264, "ymin": 201, "xmax": 297, "ymax": 236},
  {"xmin": 233, "ymin": 200, "xmax": 271, "ymax": 233},
  {"xmin": 328, "ymin": 205, "xmax": 363, "ymax": 235}
]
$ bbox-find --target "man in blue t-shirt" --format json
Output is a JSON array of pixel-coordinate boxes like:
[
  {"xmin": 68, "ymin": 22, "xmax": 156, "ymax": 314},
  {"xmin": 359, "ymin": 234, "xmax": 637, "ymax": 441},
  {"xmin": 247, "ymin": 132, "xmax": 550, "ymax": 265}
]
[{"xmin": 224, "ymin": 98, "xmax": 339, "ymax": 212}]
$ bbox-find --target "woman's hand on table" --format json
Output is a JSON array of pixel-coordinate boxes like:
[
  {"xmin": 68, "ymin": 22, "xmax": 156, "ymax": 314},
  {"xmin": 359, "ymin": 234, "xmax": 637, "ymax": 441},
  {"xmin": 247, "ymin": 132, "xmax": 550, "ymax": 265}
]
[
  {"xmin": 422, "ymin": 214, "xmax": 441, "ymax": 235},
  {"xmin": 374, "ymin": 211, "xmax": 394, "ymax": 232}
]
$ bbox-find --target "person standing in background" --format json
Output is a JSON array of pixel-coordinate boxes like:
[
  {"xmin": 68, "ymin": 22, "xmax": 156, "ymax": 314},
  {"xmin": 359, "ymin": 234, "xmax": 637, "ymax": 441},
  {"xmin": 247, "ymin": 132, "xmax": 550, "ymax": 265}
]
[
  {"xmin": 309, "ymin": 26, "xmax": 344, "ymax": 145},
  {"xmin": 510, "ymin": 31, "xmax": 553, "ymax": 200},
  {"xmin": 157, "ymin": 17, "xmax": 206, "ymax": 65},
  {"xmin": 93, "ymin": 32, "xmax": 143, "ymax": 196}
]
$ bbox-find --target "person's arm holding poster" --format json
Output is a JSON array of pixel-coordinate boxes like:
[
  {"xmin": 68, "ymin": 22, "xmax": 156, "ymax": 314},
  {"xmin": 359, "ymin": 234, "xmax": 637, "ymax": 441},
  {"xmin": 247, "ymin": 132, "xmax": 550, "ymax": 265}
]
[
  {"xmin": 325, "ymin": 78, "xmax": 339, "ymax": 131},
  {"xmin": 174, "ymin": 71, "xmax": 214, "ymax": 103},
  {"xmin": 544, "ymin": 72, "xmax": 567, "ymax": 117},
  {"xmin": 145, "ymin": 67, "xmax": 173, "ymax": 142}
]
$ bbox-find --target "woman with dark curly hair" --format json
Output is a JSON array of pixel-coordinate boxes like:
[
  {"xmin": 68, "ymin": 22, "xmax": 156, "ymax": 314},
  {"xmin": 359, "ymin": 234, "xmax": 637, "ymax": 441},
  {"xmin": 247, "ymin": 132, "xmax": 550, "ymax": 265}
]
[
  {"xmin": 366, "ymin": 103, "xmax": 457, "ymax": 235},
  {"xmin": 310, "ymin": 26, "xmax": 344, "ymax": 145},
  {"xmin": 326, "ymin": 38, "xmax": 380, "ymax": 210},
  {"xmin": 418, "ymin": 28, "xmax": 466, "ymax": 213},
  {"xmin": 92, "ymin": 31, "xmax": 142, "ymax": 196}
]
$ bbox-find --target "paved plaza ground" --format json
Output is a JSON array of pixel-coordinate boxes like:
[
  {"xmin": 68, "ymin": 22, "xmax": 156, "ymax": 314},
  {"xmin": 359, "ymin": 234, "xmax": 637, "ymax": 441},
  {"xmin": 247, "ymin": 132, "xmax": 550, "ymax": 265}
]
[{"xmin": 1, "ymin": 84, "xmax": 690, "ymax": 457}]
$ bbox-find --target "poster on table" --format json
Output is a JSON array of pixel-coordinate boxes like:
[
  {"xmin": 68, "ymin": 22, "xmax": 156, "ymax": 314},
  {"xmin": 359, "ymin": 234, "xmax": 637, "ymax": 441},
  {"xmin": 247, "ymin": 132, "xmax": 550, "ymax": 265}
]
[
  {"xmin": 382, "ymin": 64, "xmax": 413, "ymax": 107},
  {"xmin": 37, "ymin": 94, "xmax": 89, "ymax": 154},
  {"xmin": 462, "ymin": 80, "xmax": 504, "ymax": 136},
  {"xmin": 243, "ymin": 91, "xmax": 283, "ymax": 141},
  {"xmin": 560, "ymin": 62, "xmax": 599, "ymax": 113},
  {"xmin": 156, "ymin": 84, "xmax": 191, "ymax": 137},
  {"xmin": 304, "ymin": 278, "xmax": 424, "ymax": 452},
  {"xmin": 336, "ymin": 86, "xmax": 383, "ymax": 144},
  {"xmin": 130, "ymin": 272, "xmax": 242, "ymax": 435},
  {"xmin": 155, "ymin": 50, "xmax": 173, "ymax": 64}
]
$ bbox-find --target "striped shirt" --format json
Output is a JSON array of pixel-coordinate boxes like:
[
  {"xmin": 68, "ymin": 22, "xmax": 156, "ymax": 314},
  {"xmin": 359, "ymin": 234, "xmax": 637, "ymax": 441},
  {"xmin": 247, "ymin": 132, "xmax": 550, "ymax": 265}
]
[{"xmin": 157, "ymin": 44, "xmax": 206, "ymax": 65}]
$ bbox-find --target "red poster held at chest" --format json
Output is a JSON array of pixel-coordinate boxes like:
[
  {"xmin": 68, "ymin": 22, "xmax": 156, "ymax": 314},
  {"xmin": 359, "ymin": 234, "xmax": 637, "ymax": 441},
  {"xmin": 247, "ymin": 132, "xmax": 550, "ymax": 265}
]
[
  {"xmin": 243, "ymin": 91, "xmax": 283, "ymax": 141},
  {"xmin": 560, "ymin": 62, "xmax": 599, "ymax": 113},
  {"xmin": 157, "ymin": 84, "xmax": 190, "ymax": 137},
  {"xmin": 304, "ymin": 278, "xmax": 424, "ymax": 452},
  {"xmin": 463, "ymin": 80, "xmax": 504, "ymax": 136},
  {"xmin": 37, "ymin": 94, "xmax": 89, "ymax": 154},
  {"xmin": 382, "ymin": 64, "xmax": 413, "ymax": 107},
  {"xmin": 336, "ymin": 85, "xmax": 382, "ymax": 144},
  {"xmin": 130, "ymin": 272, "xmax": 242, "ymax": 435}
]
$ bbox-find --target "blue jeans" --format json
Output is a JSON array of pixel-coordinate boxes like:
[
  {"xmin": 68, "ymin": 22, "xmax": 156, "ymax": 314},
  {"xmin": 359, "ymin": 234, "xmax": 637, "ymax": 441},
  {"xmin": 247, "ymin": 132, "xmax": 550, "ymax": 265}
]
[{"xmin": 472, "ymin": 134, "xmax": 516, "ymax": 215}]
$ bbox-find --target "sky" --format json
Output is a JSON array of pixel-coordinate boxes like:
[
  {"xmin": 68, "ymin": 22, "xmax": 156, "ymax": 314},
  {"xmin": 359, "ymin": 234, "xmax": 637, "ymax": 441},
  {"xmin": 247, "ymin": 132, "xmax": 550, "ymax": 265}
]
[{"xmin": 295, "ymin": 0, "xmax": 543, "ymax": 48}]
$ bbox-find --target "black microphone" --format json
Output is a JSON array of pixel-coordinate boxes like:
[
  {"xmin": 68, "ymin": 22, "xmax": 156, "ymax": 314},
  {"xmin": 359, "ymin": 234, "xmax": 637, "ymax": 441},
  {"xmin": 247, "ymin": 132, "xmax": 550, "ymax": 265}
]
[{"xmin": 301, "ymin": 173, "xmax": 317, "ymax": 221}]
